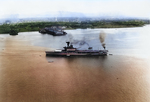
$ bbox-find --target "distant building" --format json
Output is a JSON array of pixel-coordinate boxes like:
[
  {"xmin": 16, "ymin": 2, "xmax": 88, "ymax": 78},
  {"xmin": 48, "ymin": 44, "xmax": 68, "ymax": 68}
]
[
  {"xmin": 55, "ymin": 17, "xmax": 57, "ymax": 22},
  {"xmin": 5, "ymin": 20, "xmax": 11, "ymax": 24}
]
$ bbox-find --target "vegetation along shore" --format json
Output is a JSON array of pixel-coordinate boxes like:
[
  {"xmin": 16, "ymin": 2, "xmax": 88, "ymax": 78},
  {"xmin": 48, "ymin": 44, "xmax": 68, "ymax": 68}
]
[{"xmin": 0, "ymin": 20, "xmax": 149, "ymax": 34}]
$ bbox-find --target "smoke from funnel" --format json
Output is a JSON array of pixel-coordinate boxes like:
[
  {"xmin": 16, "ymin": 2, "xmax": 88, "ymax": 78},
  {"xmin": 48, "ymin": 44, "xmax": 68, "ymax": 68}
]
[
  {"xmin": 99, "ymin": 31, "xmax": 106, "ymax": 49},
  {"xmin": 67, "ymin": 34, "xmax": 74, "ymax": 43},
  {"xmin": 79, "ymin": 37, "xmax": 89, "ymax": 47},
  {"xmin": 66, "ymin": 34, "xmax": 89, "ymax": 48}
]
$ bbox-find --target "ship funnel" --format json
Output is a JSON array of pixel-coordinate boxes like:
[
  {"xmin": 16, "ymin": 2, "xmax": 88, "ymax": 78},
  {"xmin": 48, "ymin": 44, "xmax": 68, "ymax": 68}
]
[
  {"xmin": 66, "ymin": 42, "xmax": 70, "ymax": 47},
  {"xmin": 88, "ymin": 47, "xmax": 92, "ymax": 49}
]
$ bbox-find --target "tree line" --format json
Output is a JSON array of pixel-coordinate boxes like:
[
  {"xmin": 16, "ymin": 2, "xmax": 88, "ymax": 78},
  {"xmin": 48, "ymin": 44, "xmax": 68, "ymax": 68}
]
[{"xmin": 0, "ymin": 20, "xmax": 146, "ymax": 34}]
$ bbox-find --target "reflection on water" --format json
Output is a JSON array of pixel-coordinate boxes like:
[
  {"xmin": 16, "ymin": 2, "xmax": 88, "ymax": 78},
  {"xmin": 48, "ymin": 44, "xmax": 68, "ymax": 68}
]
[{"xmin": 0, "ymin": 25, "xmax": 150, "ymax": 102}]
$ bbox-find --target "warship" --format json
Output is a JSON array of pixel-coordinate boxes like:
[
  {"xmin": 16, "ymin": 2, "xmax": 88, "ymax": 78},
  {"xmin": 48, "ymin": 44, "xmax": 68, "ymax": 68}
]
[{"xmin": 46, "ymin": 42, "xmax": 108, "ymax": 56}]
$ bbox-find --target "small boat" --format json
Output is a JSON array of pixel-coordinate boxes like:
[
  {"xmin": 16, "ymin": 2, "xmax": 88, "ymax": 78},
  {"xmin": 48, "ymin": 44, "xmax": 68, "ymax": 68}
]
[
  {"xmin": 46, "ymin": 42, "xmax": 108, "ymax": 56},
  {"xmin": 9, "ymin": 29, "xmax": 18, "ymax": 35}
]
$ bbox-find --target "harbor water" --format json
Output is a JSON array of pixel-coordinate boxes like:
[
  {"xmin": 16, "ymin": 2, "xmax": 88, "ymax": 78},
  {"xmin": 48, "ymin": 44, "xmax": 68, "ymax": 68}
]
[{"xmin": 0, "ymin": 25, "xmax": 150, "ymax": 102}]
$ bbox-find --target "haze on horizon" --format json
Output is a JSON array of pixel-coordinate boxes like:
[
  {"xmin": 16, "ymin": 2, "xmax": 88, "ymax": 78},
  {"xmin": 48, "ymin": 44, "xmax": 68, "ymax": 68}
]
[{"xmin": 0, "ymin": 0, "xmax": 150, "ymax": 19}]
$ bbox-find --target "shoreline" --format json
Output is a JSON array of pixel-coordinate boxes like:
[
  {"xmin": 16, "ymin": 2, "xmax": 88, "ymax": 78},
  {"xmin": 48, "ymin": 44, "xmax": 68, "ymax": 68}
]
[
  {"xmin": 0, "ymin": 20, "xmax": 147, "ymax": 34},
  {"xmin": 0, "ymin": 25, "xmax": 146, "ymax": 34}
]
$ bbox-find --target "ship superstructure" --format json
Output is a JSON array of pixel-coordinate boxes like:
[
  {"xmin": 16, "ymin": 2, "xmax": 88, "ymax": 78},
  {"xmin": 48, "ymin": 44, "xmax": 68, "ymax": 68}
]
[{"xmin": 46, "ymin": 42, "xmax": 108, "ymax": 56}]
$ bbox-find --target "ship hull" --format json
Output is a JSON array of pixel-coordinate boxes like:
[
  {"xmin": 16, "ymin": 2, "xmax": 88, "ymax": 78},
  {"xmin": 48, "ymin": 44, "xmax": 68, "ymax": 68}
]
[
  {"xmin": 45, "ymin": 42, "xmax": 108, "ymax": 57},
  {"xmin": 45, "ymin": 51, "xmax": 108, "ymax": 56}
]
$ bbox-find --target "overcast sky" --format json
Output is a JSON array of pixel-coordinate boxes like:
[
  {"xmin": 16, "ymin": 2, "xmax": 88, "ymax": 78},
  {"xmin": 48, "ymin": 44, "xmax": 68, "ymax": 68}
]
[{"xmin": 0, "ymin": 0, "xmax": 150, "ymax": 19}]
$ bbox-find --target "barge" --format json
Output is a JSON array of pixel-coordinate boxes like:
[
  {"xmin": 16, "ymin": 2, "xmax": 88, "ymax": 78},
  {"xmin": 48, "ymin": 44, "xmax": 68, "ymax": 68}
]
[
  {"xmin": 46, "ymin": 42, "xmax": 108, "ymax": 56},
  {"xmin": 39, "ymin": 26, "xmax": 67, "ymax": 36}
]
